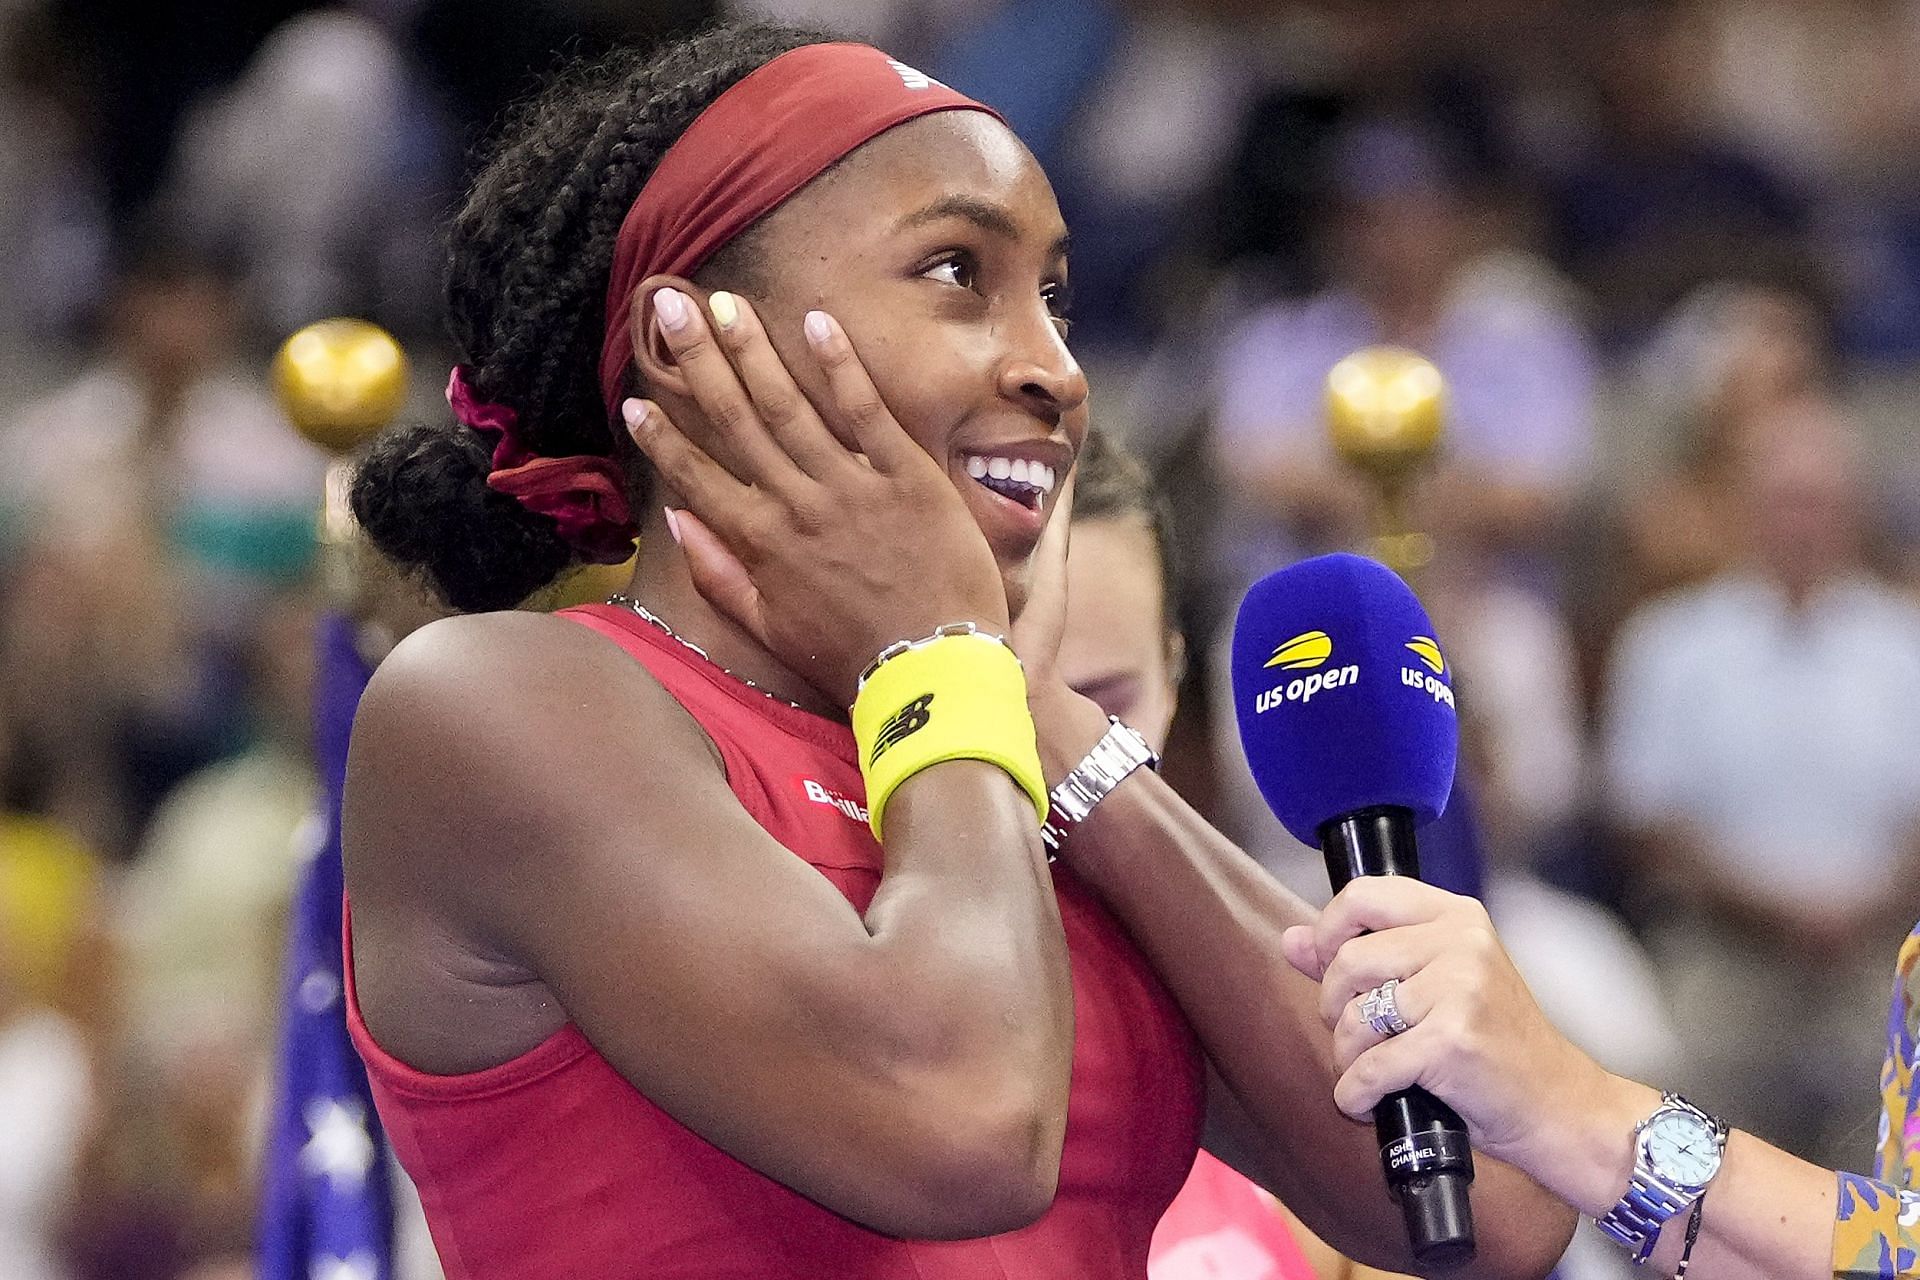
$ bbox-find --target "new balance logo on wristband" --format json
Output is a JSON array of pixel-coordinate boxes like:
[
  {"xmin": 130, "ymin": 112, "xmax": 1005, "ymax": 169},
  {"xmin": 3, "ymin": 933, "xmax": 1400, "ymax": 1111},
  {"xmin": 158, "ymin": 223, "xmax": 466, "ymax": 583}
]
[{"xmin": 870, "ymin": 693, "xmax": 934, "ymax": 764}]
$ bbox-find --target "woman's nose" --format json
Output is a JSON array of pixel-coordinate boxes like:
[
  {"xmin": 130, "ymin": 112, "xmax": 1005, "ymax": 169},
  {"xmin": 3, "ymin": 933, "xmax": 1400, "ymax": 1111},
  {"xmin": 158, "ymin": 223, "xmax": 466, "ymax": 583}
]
[{"xmin": 998, "ymin": 315, "xmax": 1088, "ymax": 422}]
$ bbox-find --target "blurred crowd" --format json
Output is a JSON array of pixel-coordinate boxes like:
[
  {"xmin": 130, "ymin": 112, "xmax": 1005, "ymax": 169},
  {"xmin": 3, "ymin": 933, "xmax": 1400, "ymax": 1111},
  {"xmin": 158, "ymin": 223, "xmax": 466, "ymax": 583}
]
[{"xmin": 2, "ymin": 1, "xmax": 1919, "ymax": 1277}]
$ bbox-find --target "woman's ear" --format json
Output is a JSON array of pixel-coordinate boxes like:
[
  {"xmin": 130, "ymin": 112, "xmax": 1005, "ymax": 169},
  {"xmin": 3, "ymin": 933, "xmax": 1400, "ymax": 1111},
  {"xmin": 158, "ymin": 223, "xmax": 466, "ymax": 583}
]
[{"xmin": 631, "ymin": 274, "xmax": 704, "ymax": 400}]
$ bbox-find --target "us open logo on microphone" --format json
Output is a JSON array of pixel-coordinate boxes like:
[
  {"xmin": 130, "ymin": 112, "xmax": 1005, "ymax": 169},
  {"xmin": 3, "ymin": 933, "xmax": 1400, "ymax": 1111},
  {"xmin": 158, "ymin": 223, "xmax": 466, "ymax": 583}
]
[
  {"xmin": 1253, "ymin": 630, "xmax": 1360, "ymax": 713},
  {"xmin": 1401, "ymin": 636, "xmax": 1455, "ymax": 709}
]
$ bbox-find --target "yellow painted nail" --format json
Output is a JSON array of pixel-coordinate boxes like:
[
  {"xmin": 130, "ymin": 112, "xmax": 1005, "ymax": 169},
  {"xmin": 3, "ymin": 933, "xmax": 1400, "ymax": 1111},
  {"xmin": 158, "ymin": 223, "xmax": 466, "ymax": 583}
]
[{"xmin": 709, "ymin": 291, "xmax": 739, "ymax": 330}]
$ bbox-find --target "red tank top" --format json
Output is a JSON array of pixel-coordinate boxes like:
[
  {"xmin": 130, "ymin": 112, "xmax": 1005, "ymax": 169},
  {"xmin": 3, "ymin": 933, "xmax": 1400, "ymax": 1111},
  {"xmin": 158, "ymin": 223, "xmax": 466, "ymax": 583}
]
[{"xmin": 346, "ymin": 603, "xmax": 1205, "ymax": 1279}]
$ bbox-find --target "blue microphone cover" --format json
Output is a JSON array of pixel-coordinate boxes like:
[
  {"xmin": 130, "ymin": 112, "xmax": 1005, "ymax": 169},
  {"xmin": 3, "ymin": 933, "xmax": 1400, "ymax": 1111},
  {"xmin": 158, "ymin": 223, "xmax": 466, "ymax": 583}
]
[{"xmin": 1230, "ymin": 553, "xmax": 1458, "ymax": 846}]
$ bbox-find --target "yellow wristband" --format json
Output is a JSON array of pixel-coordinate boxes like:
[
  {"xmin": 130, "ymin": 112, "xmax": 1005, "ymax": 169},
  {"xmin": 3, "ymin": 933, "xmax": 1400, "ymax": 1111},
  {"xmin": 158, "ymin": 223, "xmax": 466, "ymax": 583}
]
[{"xmin": 850, "ymin": 631, "xmax": 1048, "ymax": 841}]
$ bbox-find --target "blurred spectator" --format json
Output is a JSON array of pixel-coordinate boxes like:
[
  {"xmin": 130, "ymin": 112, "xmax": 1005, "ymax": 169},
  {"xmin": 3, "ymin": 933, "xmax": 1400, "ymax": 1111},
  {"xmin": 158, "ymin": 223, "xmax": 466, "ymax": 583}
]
[
  {"xmin": 65, "ymin": 585, "xmax": 320, "ymax": 1280},
  {"xmin": 0, "ymin": 234, "xmax": 323, "ymax": 856},
  {"xmin": 43, "ymin": 0, "xmax": 311, "ymax": 218},
  {"xmin": 0, "ymin": 962, "xmax": 94, "ymax": 1280},
  {"xmin": 1691, "ymin": 0, "xmax": 1920, "ymax": 355},
  {"xmin": 1603, "ymin": 395, "xmax": 1920, "ymax": 1165},
  {"xmin": 0, "ymin": 0, "xmax": 109, "ymax": 348},
  {"xmin": 115, "ymin": 584, "xmax": 319, "ymax": 1080},
  {"xmin": 1541, "ymin": 1, "xmax": 1814, "ymax": 346},
  {"xmin": 0, "ymin": 800, "xmax": 101, "ymax": 1280},
  {"xmin": 1619, "ymin": 280, "xmax": 1836, "ymax": 600},
  {"xmin": 1208, "ymin": 116, "xmax": 1597, "ymax": 598},
  {"xmin": 0, "ymin": 233, "xmax": 325, "ymax": 589},
  {"xmin": 158, "ymin": 6, "xmax": 450, "ymax": 341}
]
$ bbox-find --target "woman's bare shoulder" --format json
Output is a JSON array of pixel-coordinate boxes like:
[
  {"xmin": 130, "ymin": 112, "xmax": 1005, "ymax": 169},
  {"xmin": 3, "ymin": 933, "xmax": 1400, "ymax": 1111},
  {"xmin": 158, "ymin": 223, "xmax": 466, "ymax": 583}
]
[{"xmin": 346, "ymin": 609, "xmax": 720, "ymax": 872}]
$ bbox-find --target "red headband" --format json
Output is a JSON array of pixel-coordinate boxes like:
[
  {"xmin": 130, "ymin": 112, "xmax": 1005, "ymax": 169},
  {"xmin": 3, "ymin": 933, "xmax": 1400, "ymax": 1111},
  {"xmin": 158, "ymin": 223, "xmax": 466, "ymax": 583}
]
[
  {"xmin": 456, "ymin": 43, "xmax": 1001, "ymax": 566},
  {"xmin": 595, "ymin": 42, "xmax": 1003, "ymax": 418}
]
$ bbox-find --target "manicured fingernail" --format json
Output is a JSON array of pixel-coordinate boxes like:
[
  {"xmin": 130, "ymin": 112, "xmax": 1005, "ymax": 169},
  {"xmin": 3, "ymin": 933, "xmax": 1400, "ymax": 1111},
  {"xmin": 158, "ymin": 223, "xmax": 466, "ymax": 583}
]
[
  {"xmin": 654, "ymin": 288, "xmax": 690, "ymax": 331},
  {"xmin": 708, "ymin": 291, "xmax": 739, "ymax": 330},
  {"xmin": 663, "ymin": 507, "xmax": 683, "ymax": 545},
  {"xmin": 804, "ymin": 310, "xmax": 832, "ymax": 347},
  {"xmin": 621, "ymin": 397, "xmax": 647, "ymax": 428}
]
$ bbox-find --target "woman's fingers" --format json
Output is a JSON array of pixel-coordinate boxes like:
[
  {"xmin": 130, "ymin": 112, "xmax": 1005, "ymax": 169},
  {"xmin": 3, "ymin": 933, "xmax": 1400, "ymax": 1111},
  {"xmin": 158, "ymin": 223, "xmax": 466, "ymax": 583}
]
[
  {"xmin": 1331, "ymin": 970, "xmax": 1436, "ymax": 1072},
  {"xmin": 1008, "ymin": 468, "xmax": 1076, "ymax": 672},
  {"xmin": 623, "ymin": 399, "xmax": 756, "ymax": 540},
  {"xmin": 802, "ymin": 310, "xmax": 924, "ymax": 474},
  {"xmin": 650, "ymin": 288, "xmax": 808, "ymax": 489},
  {"xmin": 670, "ymin": 508, "xmax": 768, "ymax": 649},
  {"xmin": 706, "ymin": 292, "xmax": 853, "ymax": 479},
  {"xmin": 1315, "ymin": 920, "xmax": 1459, "ymax": 1027},
  {"xmin": 1309, "ymin": 878, "xmax": 1487, "ymax": 976},
  {"xmin": 1332, "ymin": 1025, "xmax": 1436, "ymax": 1119}
]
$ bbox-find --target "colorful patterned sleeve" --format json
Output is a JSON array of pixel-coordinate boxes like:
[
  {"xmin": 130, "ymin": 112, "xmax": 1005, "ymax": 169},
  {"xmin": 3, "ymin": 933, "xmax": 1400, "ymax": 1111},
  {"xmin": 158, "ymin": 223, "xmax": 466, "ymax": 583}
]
[
  {"xmin": 1832, "ymin": 922, "xmax": 1919, "ymax": 1279},
  {"xmin": 1833, "ymin": 1174, "xmax": 1919, "ymax": 1278}
]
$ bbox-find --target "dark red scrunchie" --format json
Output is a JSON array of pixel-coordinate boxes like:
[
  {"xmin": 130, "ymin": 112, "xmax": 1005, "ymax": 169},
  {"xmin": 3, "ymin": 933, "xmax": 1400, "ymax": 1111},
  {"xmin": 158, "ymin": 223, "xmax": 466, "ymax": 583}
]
[{"xmin": 446, "ymin": 367, "xmax": 638, "ymax": 565}]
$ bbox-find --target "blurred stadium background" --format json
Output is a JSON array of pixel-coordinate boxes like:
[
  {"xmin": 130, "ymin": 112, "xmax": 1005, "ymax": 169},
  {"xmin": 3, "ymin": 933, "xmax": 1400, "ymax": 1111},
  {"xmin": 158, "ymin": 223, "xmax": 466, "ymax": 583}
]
[{"xmin": 2, "ymin": 1, "xmax": 1918, "ymax": 1277}]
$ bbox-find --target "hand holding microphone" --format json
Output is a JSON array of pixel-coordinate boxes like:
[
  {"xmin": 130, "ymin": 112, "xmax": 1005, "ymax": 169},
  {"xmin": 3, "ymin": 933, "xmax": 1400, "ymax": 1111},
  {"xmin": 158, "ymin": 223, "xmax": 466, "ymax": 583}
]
[
  {"xmin": 1278, "ymin": 877, "xmax": 1610, "ymax": 1180},
  {"xmin": 1231, "ymin": 554, "xmax": 1612, "ymax": 1268},
  {"xmin": 1230, "ymin": 552, "xmax": 1475, "ymax": 1266}
]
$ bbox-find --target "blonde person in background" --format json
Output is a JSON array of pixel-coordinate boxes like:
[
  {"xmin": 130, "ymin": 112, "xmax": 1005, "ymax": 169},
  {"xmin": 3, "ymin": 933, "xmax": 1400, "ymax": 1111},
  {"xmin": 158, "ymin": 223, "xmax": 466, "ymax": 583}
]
[{"xmin": 1059, "ymin": 428, "xmax": 1404, "ymax": 1280}]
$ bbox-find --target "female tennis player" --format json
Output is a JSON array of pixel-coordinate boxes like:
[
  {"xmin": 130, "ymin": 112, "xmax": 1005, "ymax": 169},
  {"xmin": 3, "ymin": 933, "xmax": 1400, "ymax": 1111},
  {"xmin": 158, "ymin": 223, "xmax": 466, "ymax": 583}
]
[{"xmin": 343, "ymin": 24, "xmax": 1569, "ymax": 1278}]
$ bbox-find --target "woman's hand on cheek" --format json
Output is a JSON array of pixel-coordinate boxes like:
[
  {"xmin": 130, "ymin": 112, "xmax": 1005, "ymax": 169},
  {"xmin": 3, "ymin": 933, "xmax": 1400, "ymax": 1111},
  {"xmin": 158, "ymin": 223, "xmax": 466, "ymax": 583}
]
[
  {"xmin": 1007, "ymin": 469, "xmax": 1113, "ymax": 786},
  {"xmin": 626, "ymin": 289, "xmax": 1009, "ymax": 705},
  {"xmin": 1008, "ymin": 467, "xmax": 1074, "ymax": 683},
  {"xmin": 1281, "ymin": 879, "xmax": 1613, "ymax": 1179}
]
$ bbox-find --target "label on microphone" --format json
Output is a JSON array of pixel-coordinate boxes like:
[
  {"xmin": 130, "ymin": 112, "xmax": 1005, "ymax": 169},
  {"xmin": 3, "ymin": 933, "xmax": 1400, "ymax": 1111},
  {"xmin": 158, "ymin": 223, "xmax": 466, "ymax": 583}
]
[{"xmin": 1381, "ymin": 1130, "xmax": 1474, "ymax": 1179}]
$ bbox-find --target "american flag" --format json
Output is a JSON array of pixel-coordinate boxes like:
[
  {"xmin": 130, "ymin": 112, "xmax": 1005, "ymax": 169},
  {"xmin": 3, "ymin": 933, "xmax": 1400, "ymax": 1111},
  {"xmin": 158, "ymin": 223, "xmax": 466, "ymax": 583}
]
[{"xmin": 257, "ymin": 613, "xmax": 395, "ymax": 1280}]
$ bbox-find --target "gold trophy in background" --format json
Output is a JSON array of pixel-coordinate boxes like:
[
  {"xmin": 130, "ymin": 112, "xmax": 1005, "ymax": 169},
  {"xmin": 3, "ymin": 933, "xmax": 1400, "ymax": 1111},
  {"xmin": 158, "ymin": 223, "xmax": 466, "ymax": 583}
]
[
  {"xmin": 1324, "ymin": 346, "xmax": 1447, "ymax": 576},
  {"xmin": 271, "ymin": 318, "xmax": 440, "ymax": 659}
]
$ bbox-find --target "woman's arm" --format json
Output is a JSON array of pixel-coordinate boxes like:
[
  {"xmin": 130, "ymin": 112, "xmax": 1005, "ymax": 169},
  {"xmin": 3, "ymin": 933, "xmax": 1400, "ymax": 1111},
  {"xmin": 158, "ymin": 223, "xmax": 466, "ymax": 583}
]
[
  {"xmin": 1029, "ymin": 682, "xmax": 1575, "ymax": 1279},
  {"xmin": 1525, "ymin": 1076, "xmax": 1858, "ymax": 1278},
  {"xmin": 347, "ymin": 613, "xmax": 1073, "ymax": 1240},
  {"xmin": 1290, "ymin": 876, "xmax": 1920, "ymax": 1279}
]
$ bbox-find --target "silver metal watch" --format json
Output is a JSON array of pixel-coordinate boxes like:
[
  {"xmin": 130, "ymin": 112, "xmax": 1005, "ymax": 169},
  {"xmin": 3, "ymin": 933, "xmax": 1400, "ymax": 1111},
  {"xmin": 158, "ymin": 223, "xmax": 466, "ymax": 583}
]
[
  {"xmin": 1596, "ymin": 1092, "xmax": 1728, "ymax": 1263},
  {"xmin": 1039, "ymin": 717, "xmax": 1158, "ymax": 854}
]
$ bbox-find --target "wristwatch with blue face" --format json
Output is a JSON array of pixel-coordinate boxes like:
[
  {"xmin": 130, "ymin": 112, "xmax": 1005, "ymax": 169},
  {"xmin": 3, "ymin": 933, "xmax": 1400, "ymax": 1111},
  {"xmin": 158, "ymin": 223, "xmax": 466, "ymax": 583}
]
[{"xmin": 1596, "ymin": 1093, "xmax": 1728, "ymax": 1262}]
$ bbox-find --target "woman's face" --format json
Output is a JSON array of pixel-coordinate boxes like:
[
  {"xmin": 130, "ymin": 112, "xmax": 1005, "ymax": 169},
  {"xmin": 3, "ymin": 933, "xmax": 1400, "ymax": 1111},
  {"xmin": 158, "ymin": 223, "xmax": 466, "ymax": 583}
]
[
  {"xmin": 1056, "ymin": 516, "xmax": 1182, "ymax": 751},
  {"xmin": 711, "ymin": 112, "xmax": 1088, "ymax": 614}
]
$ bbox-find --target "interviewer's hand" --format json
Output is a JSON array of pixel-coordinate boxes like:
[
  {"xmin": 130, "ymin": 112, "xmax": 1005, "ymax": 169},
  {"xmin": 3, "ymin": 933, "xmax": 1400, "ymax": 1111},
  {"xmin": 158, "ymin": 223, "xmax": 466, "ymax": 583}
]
[
  {"xmin": 624, "ymin": 289, "xmax": 1008, "ymax": 707},
  {"xmin": 1280, "ymin": 878, "xmax": 1613, "ymax": 1176}
]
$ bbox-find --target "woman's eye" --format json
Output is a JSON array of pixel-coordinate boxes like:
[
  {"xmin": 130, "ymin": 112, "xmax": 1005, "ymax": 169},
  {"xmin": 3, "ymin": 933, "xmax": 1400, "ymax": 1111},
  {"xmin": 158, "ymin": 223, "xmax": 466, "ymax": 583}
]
[
  {"xmin": 1043, "ymin": 282, "xmax": 1074, "ymax": 334},
  {"xmin": 925, "ymin": 255, "xmax": 978, "ymax": 291}
]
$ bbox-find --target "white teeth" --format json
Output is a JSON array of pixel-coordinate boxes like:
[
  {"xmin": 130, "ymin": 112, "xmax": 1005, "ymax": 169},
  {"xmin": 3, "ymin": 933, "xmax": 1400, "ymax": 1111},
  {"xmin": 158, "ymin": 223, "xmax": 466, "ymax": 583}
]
[{"xmin": 963, "ymin": 452, "xmax": 1057, "ymax": 498}]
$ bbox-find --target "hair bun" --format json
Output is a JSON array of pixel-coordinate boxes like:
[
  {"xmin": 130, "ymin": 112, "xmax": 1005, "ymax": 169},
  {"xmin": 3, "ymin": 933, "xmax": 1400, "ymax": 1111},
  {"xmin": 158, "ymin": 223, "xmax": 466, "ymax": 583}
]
[{"xmin": 351, "ymin": 421, "xmax": 577, "ymax": 613}]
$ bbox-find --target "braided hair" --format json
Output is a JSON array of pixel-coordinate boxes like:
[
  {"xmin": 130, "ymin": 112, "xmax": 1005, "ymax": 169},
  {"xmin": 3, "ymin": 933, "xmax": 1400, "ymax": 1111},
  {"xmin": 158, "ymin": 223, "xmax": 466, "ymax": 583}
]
[{"xmin": 353, "ymin": 23, "xmax": 824, "ymax": 613}]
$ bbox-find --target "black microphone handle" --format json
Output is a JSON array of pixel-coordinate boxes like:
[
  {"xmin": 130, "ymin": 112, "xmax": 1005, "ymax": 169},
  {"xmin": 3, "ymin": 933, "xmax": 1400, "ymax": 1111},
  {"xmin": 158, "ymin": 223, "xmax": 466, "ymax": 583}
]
[{"xmin": 1321, "ymin": 807, "xmax": 1477, "ymax": 1270}]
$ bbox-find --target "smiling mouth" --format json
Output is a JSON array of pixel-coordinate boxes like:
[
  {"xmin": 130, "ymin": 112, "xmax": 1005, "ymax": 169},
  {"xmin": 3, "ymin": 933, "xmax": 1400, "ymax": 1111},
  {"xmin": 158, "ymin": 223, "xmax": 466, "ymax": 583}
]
[{"xmin": 963, "ymin": 452, "xmax": 1058, "ymax": 511}]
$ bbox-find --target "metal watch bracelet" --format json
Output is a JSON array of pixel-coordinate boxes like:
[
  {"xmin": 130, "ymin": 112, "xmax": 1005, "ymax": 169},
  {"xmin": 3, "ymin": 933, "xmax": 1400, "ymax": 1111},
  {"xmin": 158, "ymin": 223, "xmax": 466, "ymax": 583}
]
[
  {"xmin": 1039, "ymin": 717, "xmax": 1158, "ymax": 855},
  {"xmin": 1595, "ymin": 1093, "xmax": 1728, "ymax": 1263}
]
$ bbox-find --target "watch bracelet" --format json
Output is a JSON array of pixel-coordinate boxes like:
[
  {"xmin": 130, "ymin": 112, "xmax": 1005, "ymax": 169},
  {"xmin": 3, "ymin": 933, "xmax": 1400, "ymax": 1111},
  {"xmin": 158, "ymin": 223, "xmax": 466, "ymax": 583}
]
[
  {"xmin": 1039, "ymin": 717, "xmax": 1156, "ymax": 854},
  {"xmin": 1595, "ymin": 1092, "xmax": 1727, "ymax": 1263},
  {"xmin": 1596, "ymin": 1171, "xmax": 1696, "ymax": 1262}
]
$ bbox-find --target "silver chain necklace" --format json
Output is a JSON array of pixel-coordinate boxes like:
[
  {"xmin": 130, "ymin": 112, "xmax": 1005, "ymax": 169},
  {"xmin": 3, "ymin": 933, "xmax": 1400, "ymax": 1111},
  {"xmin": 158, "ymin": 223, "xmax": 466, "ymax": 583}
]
[{"xmin": 604, "ymin": 593, "xmax": 808, "ymax": 712}]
